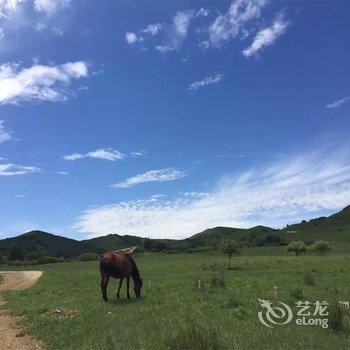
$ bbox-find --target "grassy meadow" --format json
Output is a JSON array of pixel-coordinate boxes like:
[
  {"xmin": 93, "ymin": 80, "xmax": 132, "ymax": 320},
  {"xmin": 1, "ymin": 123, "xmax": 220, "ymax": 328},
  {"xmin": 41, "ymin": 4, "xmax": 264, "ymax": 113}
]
[{"xmin": 2, "ymin": 251, "xmax": 350, "ymax": 350}]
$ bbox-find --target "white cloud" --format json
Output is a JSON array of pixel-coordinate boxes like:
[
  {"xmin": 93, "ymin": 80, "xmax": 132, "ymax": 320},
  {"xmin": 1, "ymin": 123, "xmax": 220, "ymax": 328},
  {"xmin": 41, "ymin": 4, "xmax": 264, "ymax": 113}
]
[
  {"xmin": 63, "ymin": 148, "xmax": 125, "ymax": 161},
  {"xmin": 55, "ymin": 171, "xmax": 68, "ymax": 175},
  {"xmin": 242, "ymin": 16, "xmax": 289, "ymax": 57},
  {"xmin": 326, "ymin": 96, "xmax": 350, "ymax": 109},
  {"xmin": 125, "ymin": 31, "xmax": 139, "ymax": 44},
  {"xmin": 126, "ymin": 24, "xmax": 161, "ymax": 46},
  {"xmin": 0, "ymin": 0, "xmax": 23, "ymax": 17},
  {"xmin": 156, "ymin": 10, "xmax": 194, "ymax": 53},
  {"xmin": 33, "ymin": 0, "xmax": 70, "ymax": 16},
  {"xmin": 75, "ymin": 148, "xmax": 350, "ymax": 239},
  {"xmin": 208, "ymin": 0, "xmax": 268, "ymax": 47},
  {"xmin": 196, "ymin": 8, "xmax": 209, "ymax": 18},
  {"xmin": 111, "ymin": 168, "xmax": 188, "ymax": 188},
  {"xmin": 142, "ymin": 23, "xmax": 162, "ymax": 35},
  {"xmin": 52, "ymin": 27, "xmax": 64, "ymax": 36},
  {"xmin": 198, "ymin": 40, "xmax": 210, "ymax": 50},
  {"xmin": 131, "ymin": 151, "xmax": 147, "ymax": 158},
  {"xmin": 0, "ymin": 120, "xmax": 12, "ymax": 143},
  {"xmin": 188, "ymin": 73, "xmax": 224, "ymax": 91},
  {"xmin": 35, "ymin": 22, "xmax": 47, "ymax": 31},
  {"xmin": 14, "ymin": 194, "xmax": 26, "ymax": 198},
  {"xmin": 0, "ymin": 163, "xmax": 40, "ymax": 176},
  {"xmin": 0, "ymin": 61, "xmax": 88, "ymax": 105}
]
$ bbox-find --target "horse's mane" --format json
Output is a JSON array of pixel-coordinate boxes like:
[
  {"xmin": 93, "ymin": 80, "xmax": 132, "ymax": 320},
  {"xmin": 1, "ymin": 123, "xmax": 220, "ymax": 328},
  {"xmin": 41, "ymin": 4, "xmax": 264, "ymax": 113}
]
[{"xmin": 124, "ymin": 254, "xmax": 141, "ymax": 282}]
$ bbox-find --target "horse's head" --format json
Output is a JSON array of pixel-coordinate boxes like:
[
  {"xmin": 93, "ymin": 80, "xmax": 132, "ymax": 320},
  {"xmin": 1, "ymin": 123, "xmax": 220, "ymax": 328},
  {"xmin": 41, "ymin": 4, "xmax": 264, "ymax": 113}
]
[{"xmin": 134, "ymin": 278, "xmax": 143, "ymax": 298}]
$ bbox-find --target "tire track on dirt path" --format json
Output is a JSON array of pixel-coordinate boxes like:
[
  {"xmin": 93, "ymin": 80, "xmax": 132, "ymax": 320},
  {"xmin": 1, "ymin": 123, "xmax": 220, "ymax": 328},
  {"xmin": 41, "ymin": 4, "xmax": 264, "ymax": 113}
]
[{"xmin": 0, "ymin": 271, "xmax": 45, "ymax": 350}]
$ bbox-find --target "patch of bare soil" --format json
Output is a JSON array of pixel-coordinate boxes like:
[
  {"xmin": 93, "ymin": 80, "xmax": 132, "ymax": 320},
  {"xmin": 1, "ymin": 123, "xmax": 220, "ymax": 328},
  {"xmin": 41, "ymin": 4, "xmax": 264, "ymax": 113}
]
[{"xmin": 0, "ymin": 271, "xmax": 45, "ymax": 350}]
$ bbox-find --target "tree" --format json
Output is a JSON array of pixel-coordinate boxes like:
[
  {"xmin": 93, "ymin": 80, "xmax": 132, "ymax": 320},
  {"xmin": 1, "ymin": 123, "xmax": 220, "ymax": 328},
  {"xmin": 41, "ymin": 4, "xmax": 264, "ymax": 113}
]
[
  {"xmin": 287, "ymin": 241, "xmax": 308, "ymax": 256},
  {"xmin": 143, "ymin": 238, "xmax": 152, "ymax": 250},
  {"xmin": 311, "ymin": 240, "xmax": 332, "ymax": 256},
  {"xmin": 220, "ymin": 238, "xmax": 241, "ymax": 269},
  {"xmin": 8, "ymin": 245, "xmax": 26, "ymax": 261}
]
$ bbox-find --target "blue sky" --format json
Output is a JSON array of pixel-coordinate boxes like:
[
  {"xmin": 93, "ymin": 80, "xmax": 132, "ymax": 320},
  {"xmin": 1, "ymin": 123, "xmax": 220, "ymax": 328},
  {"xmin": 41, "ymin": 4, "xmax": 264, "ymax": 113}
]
[{"xmin": 1, "ymin": 0, "xmax": 350, "ymax": 239}]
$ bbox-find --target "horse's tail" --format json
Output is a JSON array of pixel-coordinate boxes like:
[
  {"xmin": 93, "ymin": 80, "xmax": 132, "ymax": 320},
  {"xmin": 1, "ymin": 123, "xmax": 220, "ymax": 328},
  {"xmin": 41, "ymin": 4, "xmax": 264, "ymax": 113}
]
[{"xmin": 99, "ymin": 254, "xmax": 106, "ymax": 275}]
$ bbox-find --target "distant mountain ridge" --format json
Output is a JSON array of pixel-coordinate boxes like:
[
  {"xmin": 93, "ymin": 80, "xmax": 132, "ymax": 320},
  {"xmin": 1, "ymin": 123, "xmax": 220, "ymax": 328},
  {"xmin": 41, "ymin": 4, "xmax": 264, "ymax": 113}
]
[{"xmin": 0, "ymin": 206, "xmax": 349, "ymax": 258}]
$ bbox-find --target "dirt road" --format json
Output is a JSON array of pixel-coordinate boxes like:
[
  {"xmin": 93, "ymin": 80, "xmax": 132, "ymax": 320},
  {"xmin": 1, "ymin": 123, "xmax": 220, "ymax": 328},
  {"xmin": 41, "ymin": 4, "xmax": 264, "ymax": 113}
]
[{"xmin": 0, "ymin": 271, "xmax": 45, "ymax": 350}]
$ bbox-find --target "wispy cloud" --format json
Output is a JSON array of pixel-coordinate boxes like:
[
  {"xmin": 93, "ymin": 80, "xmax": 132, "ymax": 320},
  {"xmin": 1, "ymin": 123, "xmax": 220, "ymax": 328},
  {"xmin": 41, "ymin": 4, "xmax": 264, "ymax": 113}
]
[
  {"xmin": 0, "ymin": 61, "xmax": 89, "ymax": 105},
  {"xmin": 63, "ymin": 148, "xmax": 125, "ymax": 161},
  {"xmin": 111, "ymin": 168, "xmax": 188, "ymax": 188},
  {"xmin": 125, "ymin": 23, "xmax": 162, "ymax": 45},
  {"xmin": 14, "ymin": 194, "xmax": 26, "ymax": 198},
  {"xmin": 156, "ymin": 10, "xmax": 194, "ymax": 53},
  {"xmin": 242, "ymin": 15, "xmax": 289, "ymax": 57},
  {"xmin": 131, "ymin": 151, "xmax": 147, "ymax": 158},
  {"xmin": 142, "ymin": 23, "xmax": 162, "ymax": 36},
  {"xmin": 0, "ymin": 163, "xmax": 41, "ymax": 176},
  {"xmin": 75, "ymin": 147, "xmax": 350, "ymax": 239},
  {"xmin": 188, "ymin": 73, "xmax": 224, "ymax": 91},
  {"xmin": 208, "ymin": 0, "xmax": 268, "ymax": 47},
  {"xmin": 0, "ymin": 0, "xmax": 23, "ymax": 18},
  {"xmin": 33, "ymin": 0, "xmax": 70, "ymax": 16},
  {"xmin": 326, "ymin": 96, "xmax": 350, "ymax": 109},
  {"xmin": 125, "ymin": 1, "xmax": 287, "ymax": 57},
  {"xmin": 0, "ymin": 120, "xmax": 12, "ymax": 143},
  {"xmin": 55, "ymin": 171, "xmax": 68, "ymax": 175}
]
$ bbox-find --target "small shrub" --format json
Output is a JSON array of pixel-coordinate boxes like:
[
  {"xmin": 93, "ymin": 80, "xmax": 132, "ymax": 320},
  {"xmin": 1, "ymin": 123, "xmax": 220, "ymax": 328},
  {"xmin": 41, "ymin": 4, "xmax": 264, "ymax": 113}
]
[
  {"xmin": 231, "ymin": 305, "xmax": 248, "ymax": 319},
  {"xmin": 287, "ymin": 241, "xmax": 308, "ymax": 256},
  {"xmin": 225, "ymin": 296, "xmax": 243, "ymax": 310},
  {"xmin": 201, "ymin": 262, "xmax": 220, "ymax": 271},
  {"xmin": 289, "ymin": 286, "xmax": 303, "ymax": 300},
  {"xmin": 76, "ymin": 252, "xmax": 99, "ymax": 261},
  {"xmin": 166, "ymin": 321, "xmax": 222, "ymax": 350},
  {"xmin": 303, "ymin": 272, "xmax": 315, "ymax": 286},
  {"xmin": 311, "ymin": 241, "xmax": 332, "ymax": 256},
  {"xmin": 38, "ymin": 256, "xmax": 63, "ymax": 264},
  {"xmin": 211, "ymin": 270, "xmax": 226, "ymax": 288},
  {"xmin": 328, "ymin": 302, "xmax": 344, "ymax": 332}
]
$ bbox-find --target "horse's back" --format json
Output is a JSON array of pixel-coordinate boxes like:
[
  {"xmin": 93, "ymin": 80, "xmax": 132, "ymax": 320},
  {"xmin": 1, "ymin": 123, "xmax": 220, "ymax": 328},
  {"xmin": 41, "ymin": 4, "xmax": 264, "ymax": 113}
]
[{"xmin": 100, "ymin": 252, "xmax": 132, "ymax": 278}]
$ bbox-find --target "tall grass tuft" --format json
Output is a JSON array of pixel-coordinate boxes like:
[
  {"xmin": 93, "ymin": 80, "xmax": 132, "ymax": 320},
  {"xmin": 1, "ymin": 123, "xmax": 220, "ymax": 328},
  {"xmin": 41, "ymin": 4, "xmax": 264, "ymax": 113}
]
[
  {"xmin": 328, "ymin": 302, "xmax": 345, "ymax": 332},
  {"xmin": 166, "ymin": 321, "xmax": 222, "ymax": 350},
  {"xmin": 303, "ymin": 272, "xmax": 315, "ymax": 286},
  {"xmin": 289, "ymin": 286, "xmax": 303, "ymax": 300},
  {"xmin": 211, "ymin": 269, "xmax": 226, "ymax": 288}
]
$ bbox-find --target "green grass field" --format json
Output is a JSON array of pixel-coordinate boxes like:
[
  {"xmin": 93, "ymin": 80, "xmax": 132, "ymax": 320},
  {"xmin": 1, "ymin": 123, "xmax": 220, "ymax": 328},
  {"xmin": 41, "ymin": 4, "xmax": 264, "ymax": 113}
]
[{"xmin": 3, "ymin": 252, "xmax": 350, "ymax": 349}]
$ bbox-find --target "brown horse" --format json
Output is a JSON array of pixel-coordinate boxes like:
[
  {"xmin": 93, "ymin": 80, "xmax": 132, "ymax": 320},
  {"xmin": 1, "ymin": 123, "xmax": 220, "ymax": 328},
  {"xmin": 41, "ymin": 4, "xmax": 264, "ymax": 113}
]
[{"xmin": 99, "ymin": 251, "xmax": 143, "ymax": 301}]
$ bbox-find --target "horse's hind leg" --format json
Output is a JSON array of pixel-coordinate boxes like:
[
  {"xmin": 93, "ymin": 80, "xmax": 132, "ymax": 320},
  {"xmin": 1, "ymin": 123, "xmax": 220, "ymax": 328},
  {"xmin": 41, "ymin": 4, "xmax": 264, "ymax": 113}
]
[
  {"xmin": 101, "ymin": 274, "xmax": 109, "ymax": 302},
  {"xmin": 126, "ymin": 276, "xmax": 131, "ymax": 299},
  {"xmin": 100, "ymin": 275, "xmax": 106, "ymax": 301},
  {"xmin": 117, "ymin": 278, "xmax": 123, "ymax": 299}
]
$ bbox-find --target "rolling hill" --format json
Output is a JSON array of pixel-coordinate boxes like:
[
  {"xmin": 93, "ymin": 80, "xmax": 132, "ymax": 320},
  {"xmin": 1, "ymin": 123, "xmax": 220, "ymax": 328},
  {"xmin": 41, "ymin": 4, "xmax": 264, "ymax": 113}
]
[
  {"xmin": 0, "ymin": 230, "xmax": 98, "ymax": 258},
  {"xmin": 0, "ymin": 206, "xmax": 349, "ymax": 258},
  {"xmin": 81, "ymin": 234, "xmax": 144, "ymax": 252}
]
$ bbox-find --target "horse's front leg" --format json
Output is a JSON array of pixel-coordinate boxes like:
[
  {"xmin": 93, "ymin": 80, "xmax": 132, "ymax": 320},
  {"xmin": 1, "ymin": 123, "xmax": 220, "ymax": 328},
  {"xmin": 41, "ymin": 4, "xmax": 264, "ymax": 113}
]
[
  {"xmin": 126, "ymin": 276, "xmax": 131, "ymax": 299},
  {"xmin": 117, "ymin": 278, "xmax": 124, "ymax": 299}
]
